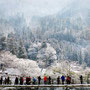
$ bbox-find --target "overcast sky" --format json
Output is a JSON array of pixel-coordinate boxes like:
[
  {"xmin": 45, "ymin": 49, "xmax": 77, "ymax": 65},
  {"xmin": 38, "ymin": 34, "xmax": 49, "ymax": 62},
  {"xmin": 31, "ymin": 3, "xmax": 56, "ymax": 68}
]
[{"xmin": 0, "ymin": 0, "xmax": 74, "ymax": 17}]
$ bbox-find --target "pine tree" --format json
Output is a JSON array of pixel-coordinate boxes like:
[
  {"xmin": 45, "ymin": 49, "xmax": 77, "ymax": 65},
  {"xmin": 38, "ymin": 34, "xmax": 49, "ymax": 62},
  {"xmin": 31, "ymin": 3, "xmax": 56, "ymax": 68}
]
[
  {"xmin": 0, "ymin": 35, "xmax": 7, "ymax": 50},
  {"xmin": 7, "ymin": 33, "xmax": 18, "ymax": 55},
  {"xmin": 18, "ymin": 40, "xmax": 27, "ymax": 58}
]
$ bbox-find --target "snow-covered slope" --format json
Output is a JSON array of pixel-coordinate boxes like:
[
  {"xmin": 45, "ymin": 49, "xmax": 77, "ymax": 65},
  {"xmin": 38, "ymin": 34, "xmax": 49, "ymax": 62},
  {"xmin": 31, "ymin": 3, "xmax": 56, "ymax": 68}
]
[{"xmin": 0, "ymin": 51, "xmax": 41, "ymax": 77}]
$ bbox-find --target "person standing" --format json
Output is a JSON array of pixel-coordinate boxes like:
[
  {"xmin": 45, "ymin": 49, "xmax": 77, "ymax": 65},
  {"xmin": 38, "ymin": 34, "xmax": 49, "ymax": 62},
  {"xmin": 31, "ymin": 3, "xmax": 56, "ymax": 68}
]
[
  {"xmin": 26, "ymin": 77, "xmax": 28, "ymax": 85},
  {"xmin": 38, "ymin": 76, "xmax": 41, "ymax": 84},
  {"xmin": 29, "ymin": 76, "xmax": 31, "ymax": 84},
  {"xmin": 69, "ymin": 76, "xmax": 71, "ymax": 84},
  {"xmin": 7, "ymin": 77, "xmax": 10, "ymax": 84},
  {"xmin": 66, "ymin": 75, "xmax": 70, "ymax": 84},
  {"xmin": 57, "ymin": 76, "xmax": 60, "ymax": 84},
  {"xmin": 26, "ymin": 76, "xmax": 30, "ymax": 85},
  {"xmin": 15, "ymin": 77, "xmax": 19, "ymax": 85},
  {"xmin": 33, "ymin": 77, "xmax": 37, "ymax": 85},
  {"xmin": 61, "ymin": 75, "xmax": 65, "ymax": 84},
  {"xmin": 0, "ymin": 76, "xmax": 3, "ymax": 84},
  {"xmin": 48, "ymin": 76, "xmax": 51, "ymax": 84},
  {"xmin": 44, "ymin": 76, "xmax": 47, "ymax": 84},
  {"xmin": 4, "ymin": 78, "xmax": 7, "ymax": 84},
  {"xmin": 20, "ymin": 77, "xmax": 24, "ymax": 85},
  {"xmin": 80, "ymin": 75, "xmax": 83, "ymax": 84}
]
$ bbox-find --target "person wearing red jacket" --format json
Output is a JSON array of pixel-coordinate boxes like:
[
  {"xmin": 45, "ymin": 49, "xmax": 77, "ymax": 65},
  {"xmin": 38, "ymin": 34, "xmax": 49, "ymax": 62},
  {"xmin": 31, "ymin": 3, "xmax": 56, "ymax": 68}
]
[
  {"xmin": 26, "ymin": 77, "xmax": 28, "ymax": 85},
  {"xmin": 44, "ymin": 76, "xmax": 47, "ymax": 84},
  {"xmin": 66, "ymin": 76, "xmax": 70, "ymax": 84}
]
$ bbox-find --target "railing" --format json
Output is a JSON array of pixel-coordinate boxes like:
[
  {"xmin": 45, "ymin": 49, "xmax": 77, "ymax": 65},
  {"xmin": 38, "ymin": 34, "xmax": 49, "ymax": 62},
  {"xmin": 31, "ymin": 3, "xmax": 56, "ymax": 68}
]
[{"xmin": 0, "ymin": 84, "xmax": 90, "ymax": 88}]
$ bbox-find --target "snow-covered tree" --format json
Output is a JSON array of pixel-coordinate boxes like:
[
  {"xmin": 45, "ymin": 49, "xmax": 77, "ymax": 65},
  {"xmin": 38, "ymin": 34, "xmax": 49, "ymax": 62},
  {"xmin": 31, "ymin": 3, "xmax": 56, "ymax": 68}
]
[
  {"xmin": 0, "ymin": 35, "xmax": 7, "ymax": 50},
  {"xmin": 7, "ymin": 33, "xmax": 18, "ymax": 55},
  {"xmin": 18, "ymin": 40, "xmax": 27, "ymax": 59},
  {"xmin": 0, "ymin": 51, "xmax": 41, "ymax": 77}
]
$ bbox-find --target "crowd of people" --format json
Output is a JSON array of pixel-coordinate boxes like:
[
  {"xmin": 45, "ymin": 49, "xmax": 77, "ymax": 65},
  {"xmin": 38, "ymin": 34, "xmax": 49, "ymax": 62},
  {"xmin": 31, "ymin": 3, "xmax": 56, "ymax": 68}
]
[
  {"xmin": 0, "ymin": 76, "xmax": 11, "ymax": 84},
  {"xmin": 0, "ymin": 75, "xmax": 83, "ymax": 85}
]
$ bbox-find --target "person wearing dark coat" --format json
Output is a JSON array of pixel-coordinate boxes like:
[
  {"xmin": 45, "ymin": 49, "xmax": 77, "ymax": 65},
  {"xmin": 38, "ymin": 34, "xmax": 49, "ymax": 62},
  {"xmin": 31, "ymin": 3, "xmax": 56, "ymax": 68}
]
[
  {"xmin": 0, "ymin": 76, "xmax": 3, "ymax": 84},
  {"xmin": 80, "ymin": 75, "xmax": 83, "ymax": 84},
  {"xmin": 4, "ymin": 78, "xmax": 7, "ymax": 84},
  {"xmin": 29, "ymin": 76, "xmax": 31, "ymax": 85},
  {"xmin": 57, "ymin": 76, "xmax": 60, "ymax": 84},
  {"xmin": 69, "ymin": 76, "xmax": 71, "ymax": 84},
  {"xmin": 15, "ymin": 77, "xmax": 19, "ymax": 85},
  {"xmin": 48, "ymin": 76, "xmax": 51, "ymax": 84},
  {"xmin": 20, "ymin": 77, "xmax": 23, "ymax": 85},
  {"xmin": 7, "ymin": 77, "xmax": 10, "ymax": 84},
  {"xmin": 38, "ymin": 76, "xmax": 41, "ymax": 84}
]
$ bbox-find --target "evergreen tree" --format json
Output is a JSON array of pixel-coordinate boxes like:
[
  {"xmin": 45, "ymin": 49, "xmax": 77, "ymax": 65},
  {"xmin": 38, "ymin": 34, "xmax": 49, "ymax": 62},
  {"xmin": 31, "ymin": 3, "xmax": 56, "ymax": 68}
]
[
  {"xmin": 0, "ymin": 35, "xmax": 7, "ymax": 50},
  {"xmin": 7, "ymin": 33, "xmax": 18, "ymax": 55},
  {"xmin": 18, "ymin": 40, "xmax": 27, "ymax": 58}
]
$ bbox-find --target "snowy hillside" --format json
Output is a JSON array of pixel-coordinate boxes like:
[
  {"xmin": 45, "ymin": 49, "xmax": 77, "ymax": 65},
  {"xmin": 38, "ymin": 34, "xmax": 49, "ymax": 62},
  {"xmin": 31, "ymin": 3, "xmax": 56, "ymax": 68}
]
[
  {"xmin": 0, "ymin": 51, "xmax": 90, "ymax": 83},
  {"xmin": 0, "ymin": 51, "xmax": 41, "ymax": 77}
]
